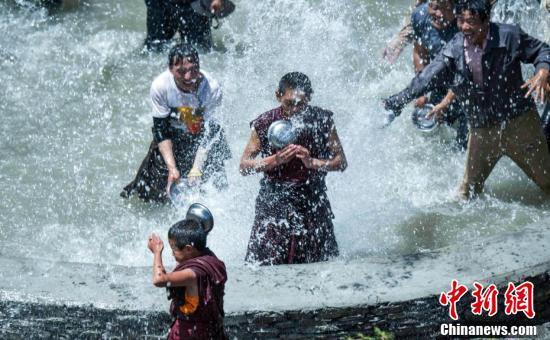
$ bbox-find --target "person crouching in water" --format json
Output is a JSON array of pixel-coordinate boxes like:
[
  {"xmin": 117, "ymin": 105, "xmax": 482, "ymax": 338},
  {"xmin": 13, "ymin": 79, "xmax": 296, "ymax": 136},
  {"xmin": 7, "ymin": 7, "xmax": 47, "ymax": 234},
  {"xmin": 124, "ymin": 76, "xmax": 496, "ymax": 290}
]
[
  {"xmin": 147, "ymin": 219, "xmax": 228, "ymax": 339},
  {"xmin": 239, "ymin": 72, "xmax": 348, "ymax": 266},
  {"xmin": 121, "ymin": 44, "xmax": 231, "ymax": 203}
]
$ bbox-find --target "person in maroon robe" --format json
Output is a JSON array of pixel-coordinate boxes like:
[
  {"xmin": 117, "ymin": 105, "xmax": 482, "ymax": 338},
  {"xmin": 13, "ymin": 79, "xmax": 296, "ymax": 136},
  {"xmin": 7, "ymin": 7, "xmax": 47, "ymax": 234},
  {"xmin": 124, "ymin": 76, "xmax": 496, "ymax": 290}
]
[
  {"xmin": 147, "ymin": 219, "xmax": 228, "ymax": 339},
  {"xmin": 239, "ymin": 72, "xmax": 348, "ymax": 266}
]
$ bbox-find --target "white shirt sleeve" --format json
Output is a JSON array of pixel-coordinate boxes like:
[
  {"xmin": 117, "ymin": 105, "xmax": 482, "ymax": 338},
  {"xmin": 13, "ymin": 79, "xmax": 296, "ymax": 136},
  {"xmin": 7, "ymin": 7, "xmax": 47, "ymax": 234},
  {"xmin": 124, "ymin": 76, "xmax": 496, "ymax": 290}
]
[{"xmin": 150, "ymin": 80, "xmax": 171, "ymax": 118}]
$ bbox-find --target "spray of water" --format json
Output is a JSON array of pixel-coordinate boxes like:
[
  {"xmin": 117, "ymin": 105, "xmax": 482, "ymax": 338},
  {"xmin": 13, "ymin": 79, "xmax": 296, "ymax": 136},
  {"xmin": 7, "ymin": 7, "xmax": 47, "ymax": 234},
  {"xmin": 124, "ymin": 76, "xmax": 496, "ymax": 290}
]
[{"xmin": 0, "ymin": 0, "xmax": 549, "ymax": 269}]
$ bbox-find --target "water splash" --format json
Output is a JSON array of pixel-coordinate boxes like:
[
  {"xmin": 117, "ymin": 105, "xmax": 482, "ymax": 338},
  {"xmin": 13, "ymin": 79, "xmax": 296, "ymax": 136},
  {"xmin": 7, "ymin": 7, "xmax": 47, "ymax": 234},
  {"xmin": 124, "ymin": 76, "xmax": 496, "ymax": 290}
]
[{"xmin": 0, "ymin": 0, "xmax": 548, "ymax": 269}]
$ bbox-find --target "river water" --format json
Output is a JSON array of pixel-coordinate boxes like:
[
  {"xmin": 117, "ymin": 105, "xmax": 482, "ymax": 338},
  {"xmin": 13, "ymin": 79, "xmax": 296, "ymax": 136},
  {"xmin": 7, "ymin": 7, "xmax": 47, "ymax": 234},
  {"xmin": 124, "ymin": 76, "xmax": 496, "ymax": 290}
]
[{"xmin": 0, "ymin": 0, "xmax": 549, "ymax": 269}]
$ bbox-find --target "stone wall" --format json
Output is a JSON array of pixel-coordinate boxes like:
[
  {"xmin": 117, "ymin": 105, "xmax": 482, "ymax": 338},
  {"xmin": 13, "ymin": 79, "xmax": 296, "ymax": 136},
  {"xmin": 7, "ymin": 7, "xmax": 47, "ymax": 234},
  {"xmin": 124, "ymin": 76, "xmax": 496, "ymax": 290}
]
[{"xmin": 2, "ymin": 270, "xmax": 549, "ymax": 339}]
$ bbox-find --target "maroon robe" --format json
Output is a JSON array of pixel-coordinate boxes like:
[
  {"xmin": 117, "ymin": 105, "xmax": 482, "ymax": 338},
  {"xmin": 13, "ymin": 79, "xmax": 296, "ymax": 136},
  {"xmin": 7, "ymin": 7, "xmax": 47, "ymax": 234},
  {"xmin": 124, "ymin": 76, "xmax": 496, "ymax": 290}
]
[
  {"xmin": 167, "ymin": 248, "xmax": 228, "ymax": 340},
  {"xmin": 245, "ymin": 106, "xmax": 339, "ymax": 265}
]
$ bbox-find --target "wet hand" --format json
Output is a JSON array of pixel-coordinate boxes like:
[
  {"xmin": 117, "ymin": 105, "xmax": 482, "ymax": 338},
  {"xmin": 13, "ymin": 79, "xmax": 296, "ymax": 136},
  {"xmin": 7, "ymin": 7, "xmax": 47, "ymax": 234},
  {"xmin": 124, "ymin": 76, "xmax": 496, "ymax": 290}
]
[
  {"xmin": 166, "ymin": 167, "xmax": 181, "ymax": 193},
  {"xmin": 426, "ymin": 100, "xmax": 449, "ymax": 121},
  {"xmin": 275, "ymin": 144, "xmax": 298, "ymax": 166},
  {"xmin": 414, "ymin": 96, "xmax": 428, "ymax": 108},
  {"xmin": 522, "ymin": 68, "xmax": 549, "ymax": 104},
  {"xmin": 187, "ymin": 167, "xmax": 202, "ymax": 186},
  {"xmin": 148, "ymin": 233, "xmax": 164, "ymax": 254},
  {"xmin": 294, "ymin": 145, "xmax": 314, "ymax": 168}
]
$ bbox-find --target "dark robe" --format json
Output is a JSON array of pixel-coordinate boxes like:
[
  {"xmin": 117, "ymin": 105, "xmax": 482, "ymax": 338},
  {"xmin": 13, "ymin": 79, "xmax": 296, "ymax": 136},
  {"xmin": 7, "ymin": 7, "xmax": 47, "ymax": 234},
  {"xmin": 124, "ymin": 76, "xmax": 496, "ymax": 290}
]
[
  {"xmin": 121, "ymin": 120, "xmax": 231, "ymax": 203},
  {"xmin": 245, "ymin": 106, "xmax": 339, "ymax": 266},
  {"xmin": 167, "ymin": 248, "xmax": 228, "ymax": 340}
]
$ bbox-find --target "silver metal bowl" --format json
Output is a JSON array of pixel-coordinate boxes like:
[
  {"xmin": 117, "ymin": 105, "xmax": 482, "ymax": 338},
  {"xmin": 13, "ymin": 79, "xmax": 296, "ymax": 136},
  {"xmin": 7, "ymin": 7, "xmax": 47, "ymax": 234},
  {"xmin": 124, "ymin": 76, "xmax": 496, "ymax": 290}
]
[
  {"xmin": 169, "ymin": 180, "xmax": 189, "ymax": 203},
  {"xmin": 186, "ymin": 203, "xmax": 214, "ymax": 233},
  {"xmin": 267, "ymin": 120, "xmax": 296, "ymax": 149},
  {"xmin": 411, "ymin": 104, "xmax": 439, "ymax": 133}
]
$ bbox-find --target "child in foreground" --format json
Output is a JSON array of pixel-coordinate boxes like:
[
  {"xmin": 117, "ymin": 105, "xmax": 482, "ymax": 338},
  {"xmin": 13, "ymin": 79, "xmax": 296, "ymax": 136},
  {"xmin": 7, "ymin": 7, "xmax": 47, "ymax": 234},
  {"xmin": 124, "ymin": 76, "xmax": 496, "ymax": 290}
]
[{"xmin": 147, "ymin": 219, "xmax": 228, "ymax": 339}]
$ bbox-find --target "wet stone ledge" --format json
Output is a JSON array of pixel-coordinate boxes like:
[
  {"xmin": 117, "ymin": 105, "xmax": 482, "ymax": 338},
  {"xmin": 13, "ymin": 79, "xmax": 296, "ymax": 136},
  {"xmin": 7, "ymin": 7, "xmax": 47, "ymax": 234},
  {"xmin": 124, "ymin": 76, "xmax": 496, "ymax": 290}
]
[{"xmin": 2, "ymin": 270, "xmax": 550, "ymax": 339}]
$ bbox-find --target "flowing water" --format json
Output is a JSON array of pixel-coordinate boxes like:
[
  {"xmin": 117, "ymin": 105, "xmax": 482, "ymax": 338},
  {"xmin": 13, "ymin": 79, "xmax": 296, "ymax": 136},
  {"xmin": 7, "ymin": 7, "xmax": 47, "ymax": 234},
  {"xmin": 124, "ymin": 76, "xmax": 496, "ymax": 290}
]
[{"xmin": 0, "ymin": 0, "xmax": 549, "ymax": 270}]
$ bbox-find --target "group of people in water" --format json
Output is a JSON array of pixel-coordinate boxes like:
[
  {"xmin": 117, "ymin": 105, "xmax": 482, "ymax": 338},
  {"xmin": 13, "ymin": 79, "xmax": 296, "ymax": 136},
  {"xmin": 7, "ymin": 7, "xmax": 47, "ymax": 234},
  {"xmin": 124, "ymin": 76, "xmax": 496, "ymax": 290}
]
[{"xmin": 116, "ymin": 0, "xmax": 550, "ymax": 338}]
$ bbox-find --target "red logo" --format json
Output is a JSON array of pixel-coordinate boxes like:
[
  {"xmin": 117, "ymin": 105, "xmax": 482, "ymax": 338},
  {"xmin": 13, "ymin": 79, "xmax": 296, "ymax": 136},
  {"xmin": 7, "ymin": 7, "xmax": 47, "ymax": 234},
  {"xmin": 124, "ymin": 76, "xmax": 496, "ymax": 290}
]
[
  {"xmin": 471, "ymin": 282, "xmax": 499, "ymax": 316},
  {"xmin": 439, "ymin": 280, "xmax": 535, "ymax": 320},
  {"xmin": 504, "ymin": 282, "xmax": 535, "ymax": 319},
  {"xmin": 439, "ymin": 280, "xmax": 468, "ymax": 320}
]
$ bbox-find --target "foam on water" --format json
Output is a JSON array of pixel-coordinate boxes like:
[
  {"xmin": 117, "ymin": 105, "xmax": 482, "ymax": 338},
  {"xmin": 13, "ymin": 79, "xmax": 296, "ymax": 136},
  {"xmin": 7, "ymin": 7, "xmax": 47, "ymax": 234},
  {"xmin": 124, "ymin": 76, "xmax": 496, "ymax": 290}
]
[{"xmin": 0, "ymin": 0, "xmax": 549, "ymax": 269}]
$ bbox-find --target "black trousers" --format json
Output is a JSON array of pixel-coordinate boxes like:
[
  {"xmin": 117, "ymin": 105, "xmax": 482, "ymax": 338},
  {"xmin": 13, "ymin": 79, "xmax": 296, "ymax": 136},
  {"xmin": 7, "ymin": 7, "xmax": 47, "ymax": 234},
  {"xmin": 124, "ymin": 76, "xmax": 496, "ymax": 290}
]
[{"xmin": 144, "ymin": 0, "xmax": 212, "ymax": 51}]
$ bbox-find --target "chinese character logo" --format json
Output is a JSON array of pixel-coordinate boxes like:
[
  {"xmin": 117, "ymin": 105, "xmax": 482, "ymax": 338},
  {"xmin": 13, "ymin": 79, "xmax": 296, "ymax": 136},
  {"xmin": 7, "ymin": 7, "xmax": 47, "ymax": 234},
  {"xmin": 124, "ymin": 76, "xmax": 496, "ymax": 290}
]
[
  {"xmin": 439, "ymin": 280, "xmax": 468, "ymax": 320},
  {"xmin": 439, "ymin": 280, "xmax": 536, "ymax": 320},
  {"xmin": 504, "ymin": 282, "xmax": 535, "ymax": 319},
  {"xmin": 471, "ymin": 282, "xmax": 499, "ymax": 316}
]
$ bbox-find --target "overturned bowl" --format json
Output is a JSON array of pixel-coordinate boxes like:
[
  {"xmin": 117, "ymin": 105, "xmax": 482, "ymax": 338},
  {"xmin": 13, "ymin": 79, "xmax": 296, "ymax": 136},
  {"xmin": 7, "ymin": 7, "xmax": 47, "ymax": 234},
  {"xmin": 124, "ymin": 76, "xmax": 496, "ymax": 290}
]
[
  {"xmin": 267, "ymin": 120, "xmax": 296, "ymax": 149},
  {"xmin": 411, "ymin": 104, "xmax": 439, "ymax": 133},
  {"xmin": 186, "ymin": 203, "xmax": 214, "ymax": 233}
]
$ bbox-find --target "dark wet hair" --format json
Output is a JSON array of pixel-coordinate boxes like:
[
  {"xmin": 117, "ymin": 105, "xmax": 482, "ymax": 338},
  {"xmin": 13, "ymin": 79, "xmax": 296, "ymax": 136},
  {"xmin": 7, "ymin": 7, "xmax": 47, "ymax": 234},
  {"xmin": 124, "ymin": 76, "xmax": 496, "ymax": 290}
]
[
  {"xmin": 168, "ymin": 219, "xmax": 206, "ymax": 251},
  {"xmin": 168, "ymin": 44, "xmax": 200, "ymax": 68},
  {"xmin": 277, "ymin": 72, "xmax": 314, "ymax": 99},
  {"xmin": 455, "ymin": 0, "xmax": 491, "ymax": 22}
]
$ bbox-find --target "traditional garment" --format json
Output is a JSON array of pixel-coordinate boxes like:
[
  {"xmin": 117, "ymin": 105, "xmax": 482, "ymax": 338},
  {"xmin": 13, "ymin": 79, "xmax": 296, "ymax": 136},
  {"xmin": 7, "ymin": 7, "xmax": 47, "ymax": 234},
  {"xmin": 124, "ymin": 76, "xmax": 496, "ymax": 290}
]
[
  {"xmin": 121, "ymin": 70, "xmax": 231, "ymax": 203},
  {"xmin": 167, "ymin": 248, "xmax": 228, "ymax": 340},
  {"xmin": 245, "ymin": 106, "xmax": 339, "ymax": 265},
  {"xmin": 121, "ymin": 123, "xmax": 230, "ymax": 203}
]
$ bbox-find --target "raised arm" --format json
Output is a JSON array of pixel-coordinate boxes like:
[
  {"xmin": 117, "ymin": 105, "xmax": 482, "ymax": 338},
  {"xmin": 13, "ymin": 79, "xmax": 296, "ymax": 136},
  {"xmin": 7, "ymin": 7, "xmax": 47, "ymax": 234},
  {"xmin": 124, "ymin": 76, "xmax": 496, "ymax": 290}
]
[
  {"xmin": 384, "ymin": 49, "xmax": 452, "ymax": 115},
  {"xmin": 147, "ymin": 233, "xmax": 197, "ymax": 289}
]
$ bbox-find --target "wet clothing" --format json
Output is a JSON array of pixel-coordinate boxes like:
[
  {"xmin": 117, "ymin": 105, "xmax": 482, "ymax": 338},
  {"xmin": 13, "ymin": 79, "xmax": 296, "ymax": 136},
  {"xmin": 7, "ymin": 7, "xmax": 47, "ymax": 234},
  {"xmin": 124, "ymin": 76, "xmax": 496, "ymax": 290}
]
[
  {"xmin": 543, "ymin": 103, "xmax": 550, "ymax": 150},
  {"xmin": 459, "ymin": 110, "xmax": 550, "ymax": 198},
  {"xmin": 245, "ymin": 106, "xmax": 339, "ymax": 265},
  {"xmin": 120, "ymin": 125, "xmax": 230, "ymax": 202},
  {"xmin": 411, "ymin": 3, "xmax": 467, "ymax": 148},
  {"xmin": 167, "ymin": 248, "xmax": 228, "ymax": 340},
  {"xmin": 411, "ymin": 3, "xmax": 459, "ymax": 61},
  {"xmin": 121, "ymin": 71, "xmax": 231, "ymax": 203},
  {"xmin": 385, "ymin": 23, "xmax": 550, "ymax": 198},
  {"xmin": 149, "ymin": 70, "xmax": 222, "ymax": 136},
  {"xmin": 40, "ymin": 0, "xmax": 63, "ymax": 7},
  {"xmin": 464, "ymin": 31, "xmax": 488, "ymax": 87},
  {"xmin": 386, "ymin": 23, "xmax": 550, "ymax": 128},
  {"xmin": 144, "ymin": 0, "xmax": 212, "ymax": 51}
]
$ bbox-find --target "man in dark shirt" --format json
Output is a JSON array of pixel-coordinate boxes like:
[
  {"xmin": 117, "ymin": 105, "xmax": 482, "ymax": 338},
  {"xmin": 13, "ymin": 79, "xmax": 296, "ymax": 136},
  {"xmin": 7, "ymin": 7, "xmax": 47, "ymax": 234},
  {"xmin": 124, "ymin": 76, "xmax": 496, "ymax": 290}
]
[{"xmin": 384, "ymin": 0, "xmax": 550, "ymax": 199}]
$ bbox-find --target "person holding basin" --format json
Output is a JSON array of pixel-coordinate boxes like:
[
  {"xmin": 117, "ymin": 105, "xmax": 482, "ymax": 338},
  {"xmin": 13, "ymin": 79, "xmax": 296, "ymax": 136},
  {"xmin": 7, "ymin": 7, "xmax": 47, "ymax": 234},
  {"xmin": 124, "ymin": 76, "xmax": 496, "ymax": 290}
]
[{"xmin": 239, "ymin": 72, "xmax": 348, "ymax": 266}]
